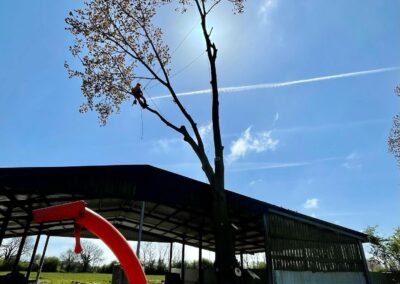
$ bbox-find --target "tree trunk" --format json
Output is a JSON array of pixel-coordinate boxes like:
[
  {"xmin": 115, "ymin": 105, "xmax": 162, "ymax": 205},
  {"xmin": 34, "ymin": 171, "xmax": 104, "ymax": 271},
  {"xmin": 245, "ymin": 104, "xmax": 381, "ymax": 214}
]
[
  {"xmin": 211, "ymin": 182, "xmax": 239, "ymax": 284},
  {"xmin": 193, "ymin": 3, "xmax": 241, "ymax": 281}
]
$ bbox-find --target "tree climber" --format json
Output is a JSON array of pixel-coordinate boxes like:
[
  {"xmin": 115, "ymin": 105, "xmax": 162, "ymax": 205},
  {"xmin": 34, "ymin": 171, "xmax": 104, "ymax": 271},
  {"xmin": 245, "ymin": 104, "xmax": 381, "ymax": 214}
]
[{"xmin": 131, "ymin": 83, "xmax": 148, "ymax": 108}]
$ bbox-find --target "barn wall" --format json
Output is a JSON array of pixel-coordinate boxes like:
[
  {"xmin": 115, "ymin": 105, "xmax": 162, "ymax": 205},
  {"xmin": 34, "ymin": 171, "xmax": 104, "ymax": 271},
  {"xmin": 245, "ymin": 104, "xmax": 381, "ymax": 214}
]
[
  {"xmin": 269, "ymin": 214, "xmax": 364, "ymax": 272},
  {"xmin": 273, "ymin": 271, "xmax": 366, "ymax": 284}
]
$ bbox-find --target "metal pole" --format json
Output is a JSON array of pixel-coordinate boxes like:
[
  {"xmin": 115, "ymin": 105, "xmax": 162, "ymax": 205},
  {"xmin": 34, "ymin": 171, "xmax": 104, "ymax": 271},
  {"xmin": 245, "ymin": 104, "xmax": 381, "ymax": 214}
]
[
  {"xmin": 263, "ymin": 213, "xmax": 273, "ymax": 284},
  {"xmin": 26, "ymin": 228, "xmax": 42, "ymax": 281},
  {"xmin": 358, "ymin": 240, "xmax": 372, "ymax": 284},
  {"xmin": 136, "ymin": 201, "xmax": 145, "ymax": 258},
  {"xmin": 35, "ymin": 235, "xmax": 50, "ymax": 284},
  {"xmin": 0, "ymin": 205, "xmax": 13, "ymax": 247},
  {"xmin": 169, "ymin": 242, "xmax": 173, "ymax": 273},
  {"xmin": 12, "ymin": 217, "xmax": 31, "ymax": 273},
  {"xmin": 198, "ymin": 233, "xmax": 203, "ymax": 284},
  {"xmin": 181, "ymin": 239, "xmax": 186, "ymax": 283},
  {"xmin": 240, "ymin": 251, "xmax": 244, "ymax": 269}
]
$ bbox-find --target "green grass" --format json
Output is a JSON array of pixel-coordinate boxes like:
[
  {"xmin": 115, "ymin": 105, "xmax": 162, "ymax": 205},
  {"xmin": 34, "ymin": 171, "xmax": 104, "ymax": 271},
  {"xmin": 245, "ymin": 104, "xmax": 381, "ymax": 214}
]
[{"xmin": 0, "ymin": 272, "xmax": 164, "ymax": 284}]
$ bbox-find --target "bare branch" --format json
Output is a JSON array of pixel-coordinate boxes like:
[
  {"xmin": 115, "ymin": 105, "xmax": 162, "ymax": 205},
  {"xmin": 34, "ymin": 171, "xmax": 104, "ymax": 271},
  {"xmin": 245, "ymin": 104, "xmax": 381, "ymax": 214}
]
[{"xmin": 206, "ymin": 0, "xmax": 222, "ymax": 15}]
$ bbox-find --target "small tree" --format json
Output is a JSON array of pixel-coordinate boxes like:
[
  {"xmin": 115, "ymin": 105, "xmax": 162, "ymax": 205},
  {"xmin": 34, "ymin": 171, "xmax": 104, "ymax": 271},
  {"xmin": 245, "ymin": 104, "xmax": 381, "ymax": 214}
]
[
  {"xmin": 389, "ymin": 85, "xmax": 400, "ymax": 163},
  {"xmin": 60, "ymin": 248, "xmax": 79, "ymax": 272},
  {"xmin": 42, "ymin": 256, "xmax": 60, "ymax": 272},
  {"xmin": 365, "ymin": 226, "xmax": 400, "ymax": 281},
  {"xmin": 65, "ymin": 1, "xmax": 245, "ymax": 282},
  {"xmin": 79, "ymin": 240, "xmax": 104, "ymax": 272}
]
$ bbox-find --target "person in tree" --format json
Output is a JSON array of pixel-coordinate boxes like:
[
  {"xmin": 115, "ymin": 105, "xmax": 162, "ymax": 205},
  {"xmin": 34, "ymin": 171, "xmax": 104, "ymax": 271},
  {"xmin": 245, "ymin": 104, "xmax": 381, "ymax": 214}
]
[{"xmin": 131, "ymin": 83, "xmax": 148, "ymax": 108}]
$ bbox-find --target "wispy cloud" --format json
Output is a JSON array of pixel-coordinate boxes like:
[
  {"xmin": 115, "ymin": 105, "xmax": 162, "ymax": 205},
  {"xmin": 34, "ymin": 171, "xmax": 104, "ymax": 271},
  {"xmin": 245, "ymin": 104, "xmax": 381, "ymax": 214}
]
[
  {"xmin": 320, "ymin": 212, "xmax": 363, "ymax": 217},
  {"xmin": 258, "ymin": 0, "xmax": 278, "ymax": 24},
  {"xmin": 303, "ymin": 198, "xmax": 319, "ymax": 209},
  {"xmin": 154, "ymin": 138, "xmax": 181, "ymax": 152},
  {"xmin": 199, "ymin": 122, "xmax": 213, "ymax": 139},
  {"xmin": 249, "ymin": 179, "xmax": 263, "ymax": 186},
  {"xmin": 152, "ymin": 66, "xmax": 400, "ymax": 100},
  {"xmin": 227, "ymin": 127, "xmax": 279, "ymax": 163},
  {"xmin": 273, "ymin": 113, "xmax": 279, "ymax": 123},
  {"xmin": 342, "ymin": 152, "xmax": 362, "ymax": 170},
  {"xmin": 273, "ymin": 118, "xmax": 388, "ymax": 134},
  {"xmin": 227, "ymin": 156, "xmax": 344, "ymax": 172}
]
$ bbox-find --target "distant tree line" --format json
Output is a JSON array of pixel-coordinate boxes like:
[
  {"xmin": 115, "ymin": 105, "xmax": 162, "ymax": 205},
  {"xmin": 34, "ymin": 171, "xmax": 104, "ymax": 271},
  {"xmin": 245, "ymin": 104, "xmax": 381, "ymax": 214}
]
[
  {"xmin": 2, "ymin": 238, "xmax": 258, "ymax": 275},
  {"xmin": 0, "ymin": 238, "xmax": 107, "ymax": 273}
]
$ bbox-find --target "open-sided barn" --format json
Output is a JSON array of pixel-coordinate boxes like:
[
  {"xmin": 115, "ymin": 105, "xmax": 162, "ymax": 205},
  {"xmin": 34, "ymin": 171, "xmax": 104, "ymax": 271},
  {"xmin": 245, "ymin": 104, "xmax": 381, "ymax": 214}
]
[{"xmin": 0, "ymin": 165, "xmax": 371, "ymax": 283}]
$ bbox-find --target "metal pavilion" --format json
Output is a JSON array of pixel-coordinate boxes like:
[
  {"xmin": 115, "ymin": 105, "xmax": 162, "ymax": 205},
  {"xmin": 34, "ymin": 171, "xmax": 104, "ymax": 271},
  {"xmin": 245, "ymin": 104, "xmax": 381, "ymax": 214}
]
[{"xmin": 0, "ymin": 165, "xmax": 371, "ymax": 283}]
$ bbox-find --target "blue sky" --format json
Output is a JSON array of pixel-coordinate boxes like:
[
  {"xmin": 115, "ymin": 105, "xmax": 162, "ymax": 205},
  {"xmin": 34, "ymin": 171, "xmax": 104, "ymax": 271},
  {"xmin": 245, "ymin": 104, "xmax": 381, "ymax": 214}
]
[{"xmin": 1, "ymin": 0, "xmax": 399, "ymax": 262}]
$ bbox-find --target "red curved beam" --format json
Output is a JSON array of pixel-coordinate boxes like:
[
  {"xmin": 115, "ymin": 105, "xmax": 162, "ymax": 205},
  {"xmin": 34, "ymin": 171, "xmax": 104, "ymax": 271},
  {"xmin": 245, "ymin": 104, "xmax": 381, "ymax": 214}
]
[{"xmin": 32, "ymin": 201, "xmax": 147, "ymax": 284}]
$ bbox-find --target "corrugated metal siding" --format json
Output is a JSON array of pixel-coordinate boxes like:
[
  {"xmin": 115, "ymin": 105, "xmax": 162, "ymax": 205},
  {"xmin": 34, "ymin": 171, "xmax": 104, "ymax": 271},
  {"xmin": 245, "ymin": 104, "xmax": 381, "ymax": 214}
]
[
  {"xmin": 273, "ymin": 271, "xmax": 366, "ymax": 284},
  {"xmin": 269, "ymin": 213, "xmax": 364, "ymax": 272}
]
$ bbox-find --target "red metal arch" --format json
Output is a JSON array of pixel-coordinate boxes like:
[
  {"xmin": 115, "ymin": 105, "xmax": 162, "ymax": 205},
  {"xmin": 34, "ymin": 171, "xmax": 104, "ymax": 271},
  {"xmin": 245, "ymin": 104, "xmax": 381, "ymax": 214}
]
[{"xmin": 33, "ymin": 201, "xmax": 147, "ymax": 284}]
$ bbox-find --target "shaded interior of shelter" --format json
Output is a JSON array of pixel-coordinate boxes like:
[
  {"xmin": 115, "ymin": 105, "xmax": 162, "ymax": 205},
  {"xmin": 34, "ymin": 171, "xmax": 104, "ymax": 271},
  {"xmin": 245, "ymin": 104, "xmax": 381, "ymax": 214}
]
[{"xmin": 0, "ymin": 165, "xmax": 371, "ymax": 283}]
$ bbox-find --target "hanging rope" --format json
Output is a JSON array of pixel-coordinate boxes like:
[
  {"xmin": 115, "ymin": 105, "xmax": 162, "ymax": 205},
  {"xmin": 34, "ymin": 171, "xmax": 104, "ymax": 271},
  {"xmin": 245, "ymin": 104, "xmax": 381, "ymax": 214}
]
[
  {"xmin": 132, "ymin": 20, "xmax": 201, "ymax": 137},
  {"xmin": 141, "ymin": 21, "xmax": 200, "ymax": 92},
  {"xmin": 145, "ymin": 50, "xmax": 206, "ymax": 92},
  {"xmin": 140, "ymin": 107, "xmax": 144, "ymax": 140},
  {"xmin": 171, "ymin": 50, "xmax": 206, "ymax": 77}
]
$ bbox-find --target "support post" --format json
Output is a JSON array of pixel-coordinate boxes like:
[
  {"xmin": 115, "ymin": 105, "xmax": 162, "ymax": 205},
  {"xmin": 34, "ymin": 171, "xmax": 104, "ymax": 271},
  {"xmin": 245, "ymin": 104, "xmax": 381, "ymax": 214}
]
[
  {"xmin": 26, "ymin": 227, "xmax": 42, "ymax": 281},
  {"xmin": 263, "ymin": 213, "xmax": 273, "ymax": 284},
  {"xmin": 12, "ymin": 217, "xmax": 31, "ymax": 273},
  {"xmin": 358, "ymin": 240, "xmax": 372, "ymax": 284},
  {"xmin": 36, "ymin": 235, "xmax": 50, "ymax": 284},
  {"xmin": 240, "ymin": 251, "xmax": 244, "ymax": 269},
  {"xmin": 136, "ymin": 201, "xmax": 145, "ymax": 258},
  {"xmin": 181, "ymin": 239, "xmax": 186, "ymax": 283},
  {"xmin": 0, "ymin": 205, "xmax": 13, "ymax": 247},
  {"xmin": 169, "ymin": 242, "xmax": 173, "ymax": 273},
  {"xmin": 198, "ymin": 233, "xmax": 203, "ymax": 284}
]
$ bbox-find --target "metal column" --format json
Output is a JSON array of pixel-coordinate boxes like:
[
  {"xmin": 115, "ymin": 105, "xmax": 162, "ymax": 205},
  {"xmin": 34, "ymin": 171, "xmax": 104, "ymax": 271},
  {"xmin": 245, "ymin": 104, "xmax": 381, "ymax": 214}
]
[
  {"xmin": 358, "ymin": 240, "xmax": 372, "ymax": 284},
  {"xmin": 36, "ymin": 235, "xmax": 50, "ymax": 284},
  {"xmin": 12, "ymin": 217, "xmax": 31, "ymax": 273},
  {"xmin": 169, "ymin": 242, "xmax": 173, "ymax": 273},
  {"xmin": 198, "ymin": 233, "xmax": 203, "ymax": 284},
  {"xmin": 263, "ymin": 213, "xmax": 273, "ymax": 284},
  {"xmin": 181, "ymin": 239, "xmax": 186, "ymax": 283},
  {"xmin": 26, "ymin": 227, "xmax": 42, "ymax": 281},
  {"xmin": 136, "ymin": 201, "xmax": 145, "ymax": 259},
  {"xmin": 0, "ymin": 205, "xmax": 13, "ymax": 247}
]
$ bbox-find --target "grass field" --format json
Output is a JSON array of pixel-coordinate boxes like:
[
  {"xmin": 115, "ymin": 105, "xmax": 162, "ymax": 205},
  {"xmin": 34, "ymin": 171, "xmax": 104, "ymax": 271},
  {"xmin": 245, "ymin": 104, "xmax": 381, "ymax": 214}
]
[{"xmin": 0, "ymin": 272, "xmax": 165, "ymax": 283}]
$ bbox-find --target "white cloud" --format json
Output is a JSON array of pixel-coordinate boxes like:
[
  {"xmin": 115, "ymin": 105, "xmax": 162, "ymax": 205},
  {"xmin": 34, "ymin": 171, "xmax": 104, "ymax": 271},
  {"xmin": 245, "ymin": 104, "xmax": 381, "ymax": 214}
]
[
  {"xmin": 342, "ymin": 152, "xmax": 362, "ymax": 169},
  {"xmin": 258, "ymin": 0, "xmax": 278, "ymax": 24},
  {"xmin": 155, "ymin": 138, "xmax": 181, "ymax": 152},
  {"xmin": 227, "ymin": 127, "xmax": 279, "ymax": 163},
  {"xmin": 199, "ymin": 122, "xmax": 213, "ymax": 139},
  {"xmin": 303, "ymin": 198, "xmax": 319, "ymax": 209}
]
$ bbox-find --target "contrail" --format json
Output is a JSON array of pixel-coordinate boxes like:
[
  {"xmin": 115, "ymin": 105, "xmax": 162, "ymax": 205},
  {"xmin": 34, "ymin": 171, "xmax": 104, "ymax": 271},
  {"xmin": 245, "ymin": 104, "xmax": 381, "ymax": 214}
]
[
  {"xmin": 152, "ymin": 66, "xmax": 400, "ymax": 100},
  {"xmin": 227, "ymin": 156, "xmax": 344, "ymax": 172}
]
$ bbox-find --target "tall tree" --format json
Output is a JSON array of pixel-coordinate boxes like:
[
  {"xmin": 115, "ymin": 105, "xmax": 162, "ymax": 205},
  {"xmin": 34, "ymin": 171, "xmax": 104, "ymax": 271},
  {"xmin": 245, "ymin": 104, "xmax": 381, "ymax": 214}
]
[
  {"xmin": 65, "ymin": 1, "xmax": 244, "ymax": 283},
  {"xmin": 79, "ymin": 240, "xmax": 104, "ymax": 272},
  {"xmin": 389, "ymin": 85, "xmax": 400, "ymax": 163},
  {"xmin": 0, "ymin": 237, "xmax": 33, "ymax": 263}
]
